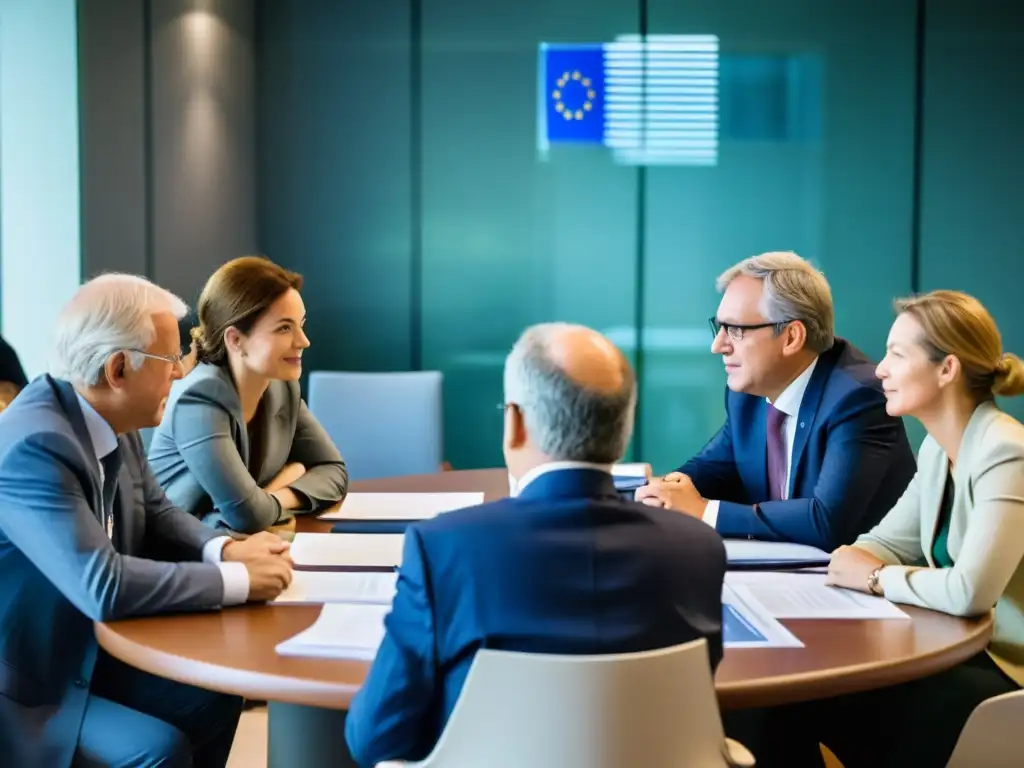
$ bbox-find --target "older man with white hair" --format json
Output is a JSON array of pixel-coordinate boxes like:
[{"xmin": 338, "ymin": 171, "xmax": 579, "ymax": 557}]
[
  {"xmin": 0, "ymin": 274, "xmax": 294, "ymax": 767},
  {"xmin": 345, "ymin": 322, "xmax": 727, "ymax": 768}
]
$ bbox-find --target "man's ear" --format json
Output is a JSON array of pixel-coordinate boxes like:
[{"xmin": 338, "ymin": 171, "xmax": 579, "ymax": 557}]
[
  {"xmin": 102, "ymin": 351, "xmax": 129, "ymax": 390},
  {"xmin": 782, "ymin": 321, "xmax": 809, "ymax": 356},
  {"xmin": 504, "ymin": 404, "xmax": 528, "ymax": 451}
]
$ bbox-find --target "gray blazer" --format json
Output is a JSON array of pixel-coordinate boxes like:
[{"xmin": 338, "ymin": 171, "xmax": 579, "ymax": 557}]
[
  {"xmin": 0, "ymin": 376, "xmax": 225, "ymax": 768},
  {"xmin": 148, "ymin": 362, "xmax": 348, "ymax": 534}
]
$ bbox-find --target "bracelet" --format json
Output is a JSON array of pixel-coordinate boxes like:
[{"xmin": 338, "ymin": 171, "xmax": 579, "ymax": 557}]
[{"xmin": 867, "ymin": 565, "xmax": 885, "ymax": 596}]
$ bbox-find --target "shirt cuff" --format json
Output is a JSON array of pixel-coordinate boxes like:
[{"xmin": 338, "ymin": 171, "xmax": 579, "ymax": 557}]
[
  {"xmin": 202, "ymin": 536, "xmax": 232, "ymax": 564},
  {"xmin": 202, "ymin": 537, "xmax": 250, "ymax": 605},
  {"xmin": 702, "ymin": 499, "xmax": 720, "ymax": 529},
  {"xmin": 216, "ymin": 562, "xmax": 251, "ymax": 606}
]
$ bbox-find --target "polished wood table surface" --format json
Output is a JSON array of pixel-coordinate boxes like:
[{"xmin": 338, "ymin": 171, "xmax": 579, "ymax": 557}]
[{"xmin": 96, "ymin": 468, "xmax": 993, "ymax": 712}]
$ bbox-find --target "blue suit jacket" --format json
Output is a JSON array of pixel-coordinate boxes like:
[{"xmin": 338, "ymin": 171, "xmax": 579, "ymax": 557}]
[
  {"xmin": 344, "ymin": 468, "xmax": 727, "ymax": 768},
  {"xmin": 0, "ymin": 377, "xmax": 225, "ymax": 767},
  {"xmin": 680, "ymin": 339, "xmax": 916, "ymax": 551}
]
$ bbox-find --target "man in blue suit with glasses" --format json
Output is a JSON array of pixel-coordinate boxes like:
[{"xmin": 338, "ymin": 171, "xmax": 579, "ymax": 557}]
[
  {"xmin": 346, "ymin": 322, "xmax": 728, "ymax": 768},
  {"xmin": 636, "ymin": 251, "xmax": 916, "ymax": 552}
]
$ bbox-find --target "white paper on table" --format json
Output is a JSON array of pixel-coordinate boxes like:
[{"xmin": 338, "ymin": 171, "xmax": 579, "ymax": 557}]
[
  {"xmin": 272, "ymin": 571, "xmax": 398, "ymax": 605},
  {"xmin": 275, "ymin": 603, "xmax": 390, "ymax": 660},
  {"xmin": 290, "ymin": 532, "xmax": 405, "ymax": 568},
  {"xmin": 724, "ymin": 539, "xmax": 831, "ymax": 564},
  {"xmin": 726, "ymin": 572, "xmax": 910, "ymax": 620},
  {"xmin": 318, "ymin": 492, "xmax": 484, "ymax": 521},
  {"xmin": 612, "ymin": 463, "xmax": 652, "ymax": 479},
  {"xmin": 721, "ymin": 584, "xmax": 804, "ymax": 649}
]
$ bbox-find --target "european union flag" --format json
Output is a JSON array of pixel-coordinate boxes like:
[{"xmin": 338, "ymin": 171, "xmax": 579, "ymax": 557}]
[{"xmin": 541, "ymin": 44, "xmax": 605, "ymax": 144}]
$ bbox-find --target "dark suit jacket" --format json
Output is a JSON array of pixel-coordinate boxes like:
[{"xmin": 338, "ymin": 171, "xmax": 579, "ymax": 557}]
[
  {"xmin": 680, "ymin": 338, "xmax": 916, "ymax": 550},
  {"xmin": 148, "ymin": 362, "xmax": 348, "ymax": 534},
  {"xmin": 345, "ymin": 467, "xmax": 727, "ymax": 768},
  {"xmin": 0, "ymin": 376, "xmax": 225, "ymax": 768}
]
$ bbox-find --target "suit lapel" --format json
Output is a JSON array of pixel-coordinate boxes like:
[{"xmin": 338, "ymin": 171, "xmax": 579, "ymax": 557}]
[
  {"xmin": 788, "ymin": 350, "xmax": 835, "ymax": 496},
  {"xmin": 251, "ymin": 382, "xmax": 291, "ymax": 484},
  {"xmin": 920, "ymin": 448, "xmax": 949, "ymax": 566},
  {"xmin": 49, "ymin": 377, "xmax": 105, "ymax": 520},
  {"xmin": 749, "ymin": 399, "xmax": 769, "ymax": 502}
]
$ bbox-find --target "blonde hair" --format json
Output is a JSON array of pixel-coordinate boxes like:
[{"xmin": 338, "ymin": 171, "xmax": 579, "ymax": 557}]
[
  {"xmin": 895, "ymin": 290, "xmax": 1024, "ymax": 400},
  {"xmin": 717, "ymin": 251, "xmax": 834, "ymax": 353}
]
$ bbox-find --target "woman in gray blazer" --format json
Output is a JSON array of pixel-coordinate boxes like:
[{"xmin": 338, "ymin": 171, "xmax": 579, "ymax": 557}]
[
  {"xmin": 754, "ymin": 290, "xmax": 1024, "ymax": 768},
  {"xmin": 148, "ymin": 256, "xmax": 348, "ymax": 534}
]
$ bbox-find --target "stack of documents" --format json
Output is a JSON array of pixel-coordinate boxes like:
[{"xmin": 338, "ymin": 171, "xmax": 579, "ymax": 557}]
[
  {"xmin": 319, "ymin": 492, "xmax": 484, "ymax": 522},
  {"xmin": 611, "ymin": 463, "xmax": 652, "ymax": 494},
  {"xmin": 290, "ymin": 532, "xmax": 405, "ymax": 568},
  {"xmin": 724, "ymin": 539, "xmax": 832, "ymax": 569},
  {"xmin": 275, "ymin": 603, "xmax": 390, "ymax": 660},
  {"xmin": 272, "ymin": 571, "xmax": 398, "ymax": 605}
]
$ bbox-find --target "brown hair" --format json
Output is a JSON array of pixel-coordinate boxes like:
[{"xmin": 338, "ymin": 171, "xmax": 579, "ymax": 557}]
[
  {"xmin": 194, "ymin": 256, "xmax": 303, "ymax": 366},
  {"xmin": 895, "ymin": 289, "xmax": 1024, "ymax": 401}
]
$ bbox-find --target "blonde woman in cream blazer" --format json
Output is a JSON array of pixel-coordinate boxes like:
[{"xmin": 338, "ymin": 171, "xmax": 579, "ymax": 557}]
[{"xmin": 748, "ymin": 290, "xmax": 1024, "ymax": 768}]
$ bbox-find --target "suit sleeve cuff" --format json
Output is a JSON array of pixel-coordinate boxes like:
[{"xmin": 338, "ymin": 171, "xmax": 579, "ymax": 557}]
[
  {"xmin": 216, "ymin": 562, "xmax": 250, "ymax": 605},
  {"xmin": 202, "ymin": 536, "xmax": 232, "ymax": 564},
  {"xmin": 702, "ymin": 499, "xmax": 720, "ymax": 529}
]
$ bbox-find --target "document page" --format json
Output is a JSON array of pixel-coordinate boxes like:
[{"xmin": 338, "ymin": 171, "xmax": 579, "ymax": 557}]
[
  {"xmin": 275, "ymin": 603, "xmax": 390, "ymax": 660},
  {"xmin": 722, "ymin": 585, "xmax": 804, "ymax": 649},
  {"xmin": 726, "ymin": 572, "xmax": 909, "ymax": 619},
  {"xmin": 290, "ymin": 532, "xmax": 405, "ymax": 568},
  {"xmin": 272, "ymin": 571, "xmax": 398, "ymax": 605},
  {"xmin": 319, "ymin": 492, "xmax": 484, "ymax": 521}
]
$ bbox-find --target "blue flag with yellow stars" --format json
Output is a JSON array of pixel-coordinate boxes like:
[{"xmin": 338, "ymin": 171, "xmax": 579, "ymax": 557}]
[{"xmin": 541, "ymin": 44, "xmax": 605, "ymax": 143}]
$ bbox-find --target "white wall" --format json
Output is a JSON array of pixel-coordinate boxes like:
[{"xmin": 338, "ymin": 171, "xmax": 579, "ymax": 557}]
[{"xmin": 0, "ymin": 0, "xmax": 82, "ymax": 378}]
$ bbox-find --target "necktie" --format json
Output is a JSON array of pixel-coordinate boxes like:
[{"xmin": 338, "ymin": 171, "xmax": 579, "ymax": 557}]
[
  {"xmin": 766, "ymin": 404, "xmax": 787, "ymax": 501},
  {"xmin": 100, "ymin": 449, "xmax": 122, "ymax": 543}
]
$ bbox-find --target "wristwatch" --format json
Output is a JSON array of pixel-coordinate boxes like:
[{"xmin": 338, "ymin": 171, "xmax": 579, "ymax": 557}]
[{"xmin": 867, "ymin": 565, "xmax": 885, "ymax": 596}]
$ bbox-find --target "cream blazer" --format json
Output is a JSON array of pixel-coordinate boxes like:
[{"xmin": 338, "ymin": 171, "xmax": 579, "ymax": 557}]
[{"xmin": 856, "ymin": 401, "xmax": 1024, "ymax": 686}]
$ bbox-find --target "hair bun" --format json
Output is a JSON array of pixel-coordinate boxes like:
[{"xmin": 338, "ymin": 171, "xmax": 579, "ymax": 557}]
[{"xmin": 993, "ymin": 353, "xmax": 1024, "ymax": 397}]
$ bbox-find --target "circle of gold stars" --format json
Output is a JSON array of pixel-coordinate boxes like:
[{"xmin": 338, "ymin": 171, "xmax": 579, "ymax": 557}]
[{"xmin": 552, "ymin": 70, "xmax": 596, "ymax": 121}]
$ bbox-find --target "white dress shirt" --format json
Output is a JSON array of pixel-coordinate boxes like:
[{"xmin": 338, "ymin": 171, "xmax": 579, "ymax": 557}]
[
  {"xmin": 509, "ymin": 461, "xmax": 613, "ymax": 497},
  {"xmin": 703, "ymin": 358, "xmax": 818, "ymax": 527},
  {"xmin": 75, "ymin": 393, "xmax": 250, "ymax": 604}
]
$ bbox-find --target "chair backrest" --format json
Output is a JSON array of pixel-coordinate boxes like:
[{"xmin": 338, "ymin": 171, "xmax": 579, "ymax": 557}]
[
  {"xmin": 307, "ymin": 371, "xmax": 443, "ymax": 481},
  {"xmin": 417, "ymin": 639, "xmax": 733, "ymax": 768},
  {"xmin": 946, "ymin": 689, "xmax": 1024, "ymax": 767}
]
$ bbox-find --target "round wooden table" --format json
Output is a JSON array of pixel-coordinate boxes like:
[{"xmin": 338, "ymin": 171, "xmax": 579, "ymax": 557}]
[{"xmin": 96, "ymin": 469, "xmax": 993, "ymax": 767}]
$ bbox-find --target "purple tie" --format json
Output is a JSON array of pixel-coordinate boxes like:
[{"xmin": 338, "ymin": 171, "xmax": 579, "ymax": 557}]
[{"xmin": 766, "ymin": 404, "xmax": 787, "ymax": 501}]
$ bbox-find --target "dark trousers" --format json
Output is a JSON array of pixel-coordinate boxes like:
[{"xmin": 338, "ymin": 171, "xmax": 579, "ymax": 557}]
[
  {"xmin": 725, "ymin": 651, "xmax": 1018, "ymax": 768},
  {"xmin": 73, "ymin": 652, "xmax": 243, "ymax": 768}
]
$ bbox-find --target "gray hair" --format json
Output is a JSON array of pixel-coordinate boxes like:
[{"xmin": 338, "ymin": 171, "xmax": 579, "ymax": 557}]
[
  {"xmin": 50, "ymin": 274, "xmax": 188, "ymax": 386},
  {"xmin": 717, "ymin": 251, "xmax": 835, "ymax": 353},
  {"xmin": 503, "ymin": 323, "xmax": 636, "ymax": 463}
]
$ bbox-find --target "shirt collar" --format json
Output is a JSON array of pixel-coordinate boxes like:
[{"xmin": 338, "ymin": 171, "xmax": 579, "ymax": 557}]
[
  {"xmin": 510, "ymin": 460, "xmax": 612, "ymax": 497},
  {"xmin": 74, "ymin": 391, "xmax": 119, "ymax": 461},
  {"xmin": 768, "ymin": 357, "xmax": 818, "ymax": 418}
]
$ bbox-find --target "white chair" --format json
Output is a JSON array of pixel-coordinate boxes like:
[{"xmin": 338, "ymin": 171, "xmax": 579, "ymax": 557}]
[
  {"xmin": 946, "ymin": 688, "xmax": 1024, "ymax": 767},
  {"xmin": 376, "ymin": 639, "xmax": 754, "ymax": 768},
  {"xmin": 307, "ymin": 371, "xmax": 443, "ymax": 480}
]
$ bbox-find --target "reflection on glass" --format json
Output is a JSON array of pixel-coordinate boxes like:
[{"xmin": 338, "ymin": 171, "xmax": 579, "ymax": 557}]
[{"xmin": 538, "ymin": 34, "xmax": 720, "ymax": 166}]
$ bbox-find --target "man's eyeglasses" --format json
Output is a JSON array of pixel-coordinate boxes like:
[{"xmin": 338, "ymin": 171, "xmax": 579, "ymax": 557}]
[
  {"xmin": 127, "ymin": 349, "xmax": 186, "ymax": 369},
  {"xmin": 708, "ymin": 317, "xmax": 793, "ymax": 341}
]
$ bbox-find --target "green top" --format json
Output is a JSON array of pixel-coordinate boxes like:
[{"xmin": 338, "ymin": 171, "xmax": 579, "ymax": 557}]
[{"xmin": 932, "ymin": 471, "xmax": 955, "ymax": 568}]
